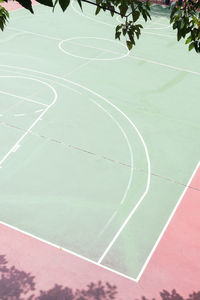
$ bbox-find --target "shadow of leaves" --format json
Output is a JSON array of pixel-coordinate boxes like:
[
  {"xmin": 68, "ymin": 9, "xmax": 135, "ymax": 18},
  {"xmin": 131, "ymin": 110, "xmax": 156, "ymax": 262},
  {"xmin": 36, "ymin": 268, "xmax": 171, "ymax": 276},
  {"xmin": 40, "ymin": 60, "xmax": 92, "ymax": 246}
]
[{"xmin": 0, "ymin": 253, "xmax": 199, "ymax": 300}]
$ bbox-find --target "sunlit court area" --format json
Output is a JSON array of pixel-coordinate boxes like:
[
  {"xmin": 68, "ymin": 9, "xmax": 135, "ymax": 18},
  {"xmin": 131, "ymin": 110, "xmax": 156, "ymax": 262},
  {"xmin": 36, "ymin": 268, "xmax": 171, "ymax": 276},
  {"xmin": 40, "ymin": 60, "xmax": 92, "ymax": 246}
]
[{"xmin": 0, "ymin": 0, "xmax": 200, "ymax": 298}]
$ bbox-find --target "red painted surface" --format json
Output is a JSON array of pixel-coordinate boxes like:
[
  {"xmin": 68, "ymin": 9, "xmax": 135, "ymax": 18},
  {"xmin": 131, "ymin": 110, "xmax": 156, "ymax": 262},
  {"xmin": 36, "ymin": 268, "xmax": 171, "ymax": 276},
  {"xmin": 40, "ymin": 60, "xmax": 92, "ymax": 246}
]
[
  {"xmin": 0, "ymin": 166, "xmax": 200, "ymax": 299},
  {"xmin": 1, "ymin": 0, "xmax": 37, "ymax": 11},
  {"xmin": 0, "ymin": 3, "xmax": 199, "ymax": 297}
]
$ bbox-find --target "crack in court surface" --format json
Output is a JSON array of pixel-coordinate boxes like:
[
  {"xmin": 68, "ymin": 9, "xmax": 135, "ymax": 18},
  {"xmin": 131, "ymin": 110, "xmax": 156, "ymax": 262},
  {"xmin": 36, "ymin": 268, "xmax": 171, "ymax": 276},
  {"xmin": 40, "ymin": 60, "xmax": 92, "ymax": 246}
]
[{"xmin": 0, "ymin": 119, "xmax": 199, "ymax": 193}]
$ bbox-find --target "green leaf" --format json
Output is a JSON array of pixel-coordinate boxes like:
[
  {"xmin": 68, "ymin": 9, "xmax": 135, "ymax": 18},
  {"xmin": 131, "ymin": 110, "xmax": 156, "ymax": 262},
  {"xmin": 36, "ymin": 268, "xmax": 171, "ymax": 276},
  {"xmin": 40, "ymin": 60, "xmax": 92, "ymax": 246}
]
[
  {"xmin": 59, "ymin": 0, "xmax": 70, "ymax": 12},
  {"xmin": 95, "ymin": 6, "xmax": 101, "ymax": 15},
  {"xmin": 16, "ymin": 0, "xmax": 34, "ymax": 13},
  {"xmin": 126, "ymin": 40, "xmax": 133, "ymax": 50},
  {"xmin": 177, "ymin": 29, "xmax": 182, "ymax": 41},
  {"xmin": 189, "ymin": 42, "xmax": 194, "ymax": 51},
  {"xmin": 77, "ymin": 0, "xmax": 82, "ymax": 11},
  {"xmin": 37, "ymin": 0, "xmax": 53, "ymax": 7},
  {"xmin": 132, "ymin": 11, "xmax": 140, "ymax": 22}
]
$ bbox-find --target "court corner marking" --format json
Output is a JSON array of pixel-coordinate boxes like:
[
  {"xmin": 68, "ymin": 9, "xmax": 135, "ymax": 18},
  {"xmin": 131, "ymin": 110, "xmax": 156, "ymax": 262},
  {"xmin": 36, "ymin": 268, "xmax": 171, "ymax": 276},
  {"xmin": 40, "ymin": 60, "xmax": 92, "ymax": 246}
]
[{"xmin": 135, "ymin": 159, "xmax": 200, "ymax": 282}]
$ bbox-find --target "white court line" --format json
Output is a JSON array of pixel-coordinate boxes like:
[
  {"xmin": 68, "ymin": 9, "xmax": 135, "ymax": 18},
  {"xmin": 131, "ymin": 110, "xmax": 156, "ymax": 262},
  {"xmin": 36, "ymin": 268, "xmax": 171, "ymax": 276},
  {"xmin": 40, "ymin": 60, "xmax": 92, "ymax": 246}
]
[
  {"xmin": 72, "ymin": 0, "xmax": 174, "ymax": 39},
  {"xmin": 0, "ymin": 7, "xmax": 200, "ymax": 277},
  {"xmin": 130, "ymin": 56, "xmax": 200, "ymax": 76},
  {"xmin": 115, "ymin": 14, "xmax": 171, "ymax": 30},
  {"xmin": 0, "ymin": 160, "xmax": 199, "ymax": 283},
  {"xmin": 0, "ymin": 65, "xmax": 151, "ymax": 281},
  {"xmin": 67, "ymin": 40, "xmax": 120, "ymax": 55},
  {"xmin": 0, "ymin": 220, "xmax": 138, "ymax": 282},
  {"xmin": 12, "ymin": 144, "xmax": 20, "ymax": 152},
  {"xmin": 71, "ymin": 0, "xmax": 113, "ymax": 28},
  {"xmin": 143, "ymin": 31, "xmax": 174, "ymax": 38},
  {"xmin": 0, "ymin": 32, "xmax": 24, "ymax": 43},
  {"xmin": 65, "ymin": 50, "xmax": 110, "ymax": 76},
  {"xmin": 59, "ymin": 37, "xmax": 129, "ymax": 61},
  {"xmin": 14, "ymin": 113, "xmax": 25, "ymax": 117},
  {"xmin": 35, "ymin": 109, "xmax": 44, "ymax": 113},
  {"xmin": 0, "ymin": 67, "xmax": 83, "ymax": 95},
  {"xmin": 90, "ymin": 98, "xmax": 134, "ymax": 206},
  {"xmin": 9, "ymin": 27, "xmax": 61, "ymax": 41},
  {"xmin": 98, "ymin": 211, "xmax": 118, "ymax": 237},
  {"xmin": 0, "ymin": 75, "xmax": 57, "ymax": 167},
  {"xmin": 136, "ymin": 160, "xmax": 200, "ymax": 281},
  {"xmin": 0, "ymin": 89, "xmax": 48, "ymax": 107},
  {"xmin": 0, "ymin": 66, "xmax": 136, "ymax": 209}
]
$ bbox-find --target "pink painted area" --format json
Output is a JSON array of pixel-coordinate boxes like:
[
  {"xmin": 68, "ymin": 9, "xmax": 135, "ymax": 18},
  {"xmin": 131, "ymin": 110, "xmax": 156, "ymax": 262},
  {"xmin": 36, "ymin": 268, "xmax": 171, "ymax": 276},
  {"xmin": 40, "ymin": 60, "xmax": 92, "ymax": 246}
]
[
  {"xmin": 0, "ymin": 167, "xmax": 200, "ymax": 298},
  {"xmin": 1, "ymin": 0, "xmax": 38, "ymax": 12}
]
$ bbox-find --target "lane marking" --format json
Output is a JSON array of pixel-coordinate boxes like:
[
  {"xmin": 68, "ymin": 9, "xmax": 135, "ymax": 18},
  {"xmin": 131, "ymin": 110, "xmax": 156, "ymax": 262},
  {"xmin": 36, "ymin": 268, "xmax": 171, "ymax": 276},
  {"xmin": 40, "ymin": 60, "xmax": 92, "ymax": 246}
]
[
  {"xmin": 65, "ymin": 50, "xmax": 109, "ymax": 76},
  {"xmin": 0, "ymin": 75, "xmax": 57, "ymax": 167},
  {"xmin": 0, "ymin": 89, "xmax": 48, "ymax": 106},
  {"xmin": 71, "ymin": 0, "xmax": 113, "ymax": 28},
  {"xmin": 130, "ymin": 55, "xmax": 200, "ymax": 76},
  {"xmin": 12, "ymin": 144, "xmax": 20, "ymax": 152},
  {"xmin": 90, "ymin": 98, "xmax": 134, "ymax": 206},
  {"xmin": 9, "ymin": 26, "xmax": 61, "ymax": 41},
  {"xmin": 35, "ymin": 109, "xmax": 44, "ymax": 113},
  {"xmin": 0, "ymin": 220, "xmax": 138, "ymax": 282},
  {"xmin": 0, "ymin": 65, "xmax": 151, "ymax": 280},
  {"xmin": 14, "ymin": 113, "xmax": 25, "ymax": 117},
  {"xmin": 98, "ymin": 211, "xmax": 118, "ymax": 238}
]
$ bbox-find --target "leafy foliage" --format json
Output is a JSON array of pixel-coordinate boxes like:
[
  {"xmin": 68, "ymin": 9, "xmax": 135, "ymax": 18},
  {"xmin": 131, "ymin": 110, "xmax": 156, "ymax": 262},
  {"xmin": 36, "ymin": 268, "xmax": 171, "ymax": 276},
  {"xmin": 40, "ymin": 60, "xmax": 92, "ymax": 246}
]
[
  {"xmin": 0, "ymin": 1, "xmax": 9, "ymax": 32},
  {"xmin": 170, "ymin": 0, "xmax": 200, "ymax": 52},
  {"xmin": 0, "ymin": 0, "xmax": 200, "ymax": 53}
]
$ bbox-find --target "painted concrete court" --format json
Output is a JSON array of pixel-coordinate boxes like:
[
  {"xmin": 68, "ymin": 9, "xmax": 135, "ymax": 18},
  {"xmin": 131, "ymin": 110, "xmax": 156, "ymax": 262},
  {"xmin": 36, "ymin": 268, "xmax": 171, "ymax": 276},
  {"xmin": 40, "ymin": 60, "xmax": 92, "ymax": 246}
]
[{"xmin": 0, "ymin": 0, "xmax": 200, "ymax": 285}]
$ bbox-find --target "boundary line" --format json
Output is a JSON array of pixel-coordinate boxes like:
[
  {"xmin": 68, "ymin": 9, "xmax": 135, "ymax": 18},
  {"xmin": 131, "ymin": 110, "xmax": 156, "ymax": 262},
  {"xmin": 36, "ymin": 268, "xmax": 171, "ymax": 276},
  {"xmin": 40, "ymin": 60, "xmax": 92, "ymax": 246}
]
[
  {"xmin": 0, "ymin": 65, "xmax": 150, "ymax": 281},
  {"xmin": 136, "ymin": 160, "xmax": 200, "ymax": 281},
  {"xmin": 0, "ymin": 159, "xmax": 199, "ymax": 282},
  {"xmin": 0, "ymin": 220, "xmax": 138, "ymax": 282},
  {"xmin": 1, "ymin": 0, "xmax": 200, "ymax": 281}
]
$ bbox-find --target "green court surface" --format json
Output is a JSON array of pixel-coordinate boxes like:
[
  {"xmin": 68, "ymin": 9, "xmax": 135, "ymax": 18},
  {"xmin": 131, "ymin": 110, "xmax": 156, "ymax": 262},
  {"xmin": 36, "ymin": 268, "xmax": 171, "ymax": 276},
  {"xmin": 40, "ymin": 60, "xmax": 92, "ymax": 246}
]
[{"xmin": 0, "ymin": 1, "xmax": 200, "ymax": 281}]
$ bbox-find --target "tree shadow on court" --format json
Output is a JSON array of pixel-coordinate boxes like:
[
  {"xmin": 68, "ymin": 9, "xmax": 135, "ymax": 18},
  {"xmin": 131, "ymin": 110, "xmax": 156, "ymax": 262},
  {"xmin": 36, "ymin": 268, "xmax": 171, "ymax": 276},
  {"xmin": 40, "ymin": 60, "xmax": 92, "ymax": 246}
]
[
  {"xmin": 0, "ymin": 253, "xmax": 200, "ymax": 300},
  {"xmin": 35, "ymin": 282, "xmax": 117, "ymax": 300},
  {"xmin": 0, "ymin": 254, "xmax": 35, "ymax": 300},
  {"xmin": 141, "ymin": 290, "xmax": 200, "ymax": 300}
]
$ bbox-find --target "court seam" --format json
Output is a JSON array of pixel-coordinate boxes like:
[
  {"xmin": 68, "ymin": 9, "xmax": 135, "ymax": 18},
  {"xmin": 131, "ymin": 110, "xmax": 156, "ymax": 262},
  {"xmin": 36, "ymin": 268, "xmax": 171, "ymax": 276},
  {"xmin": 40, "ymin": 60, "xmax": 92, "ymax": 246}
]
[
  {"xmin": 0, "ymin": 117, "xmax": 199, "ymax": 193},
  {"xmin": 89, "ymin": 98, "xmax": 134, "ymax": 206},
  {"xmin": 0, "ymin": 64, "xmax": 151, "ymax": 281},
  {"xmin": 0, "ymin": 75, "xmax": 57, "ymax": 166},
  {"xmin": 3, "ymin": 0, "xmax": 199, "ymax": 282},
  {"xmin": 1, "ymin": 63, "xmax": 200, "ymax": 274},
  {"xmin": 0, "ymin": 160, "xmax": 199, "ymax": 282}
]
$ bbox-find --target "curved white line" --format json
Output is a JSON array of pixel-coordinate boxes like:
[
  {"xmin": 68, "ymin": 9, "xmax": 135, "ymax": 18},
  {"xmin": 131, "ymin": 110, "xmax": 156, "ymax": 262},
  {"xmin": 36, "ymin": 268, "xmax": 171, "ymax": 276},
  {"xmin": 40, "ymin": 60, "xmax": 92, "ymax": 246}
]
[
  {"xmin": 58, "ymin": 36, "xmax": 129, "ymax": 61},
  {"xmin": 0, "ymin": 65, "xmax": 151, "ymax": 261},
  {"xmin": 0, "ymin": 32, "xmax": 24, "ymax": 43},
  {"xmin": 71, "ymin": 0, "xmax": 114, "ymax": 28},
  {"xmin": 0, "ymin": 75, "xmax": 57, "ymax": 166},
  {"xmin": 0, "ymin": 67, "xmax": 135, "ymax": 207},
  {"xmin": 90, "ymin": 98, "xmax": 134, "ymax": 205},
  {"xmin": 116, "ymin": 14, "xmax": 170, "ymax": 30}
]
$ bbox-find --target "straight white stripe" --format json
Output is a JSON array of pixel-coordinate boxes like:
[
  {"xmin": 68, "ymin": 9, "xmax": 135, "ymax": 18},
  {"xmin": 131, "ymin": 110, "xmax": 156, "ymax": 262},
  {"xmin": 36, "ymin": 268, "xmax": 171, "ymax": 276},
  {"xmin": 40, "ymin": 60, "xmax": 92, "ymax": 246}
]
[
  {"xmin": 0, "ymin": 90, "xmax": 48, "ymax": 106},
  {"xmin": 136, "ymin": 160, "xmax": 200, "ymax": 281},
  {"xmin": 0, "ymin": 220, "xmax": 137, "ymax": 282}
]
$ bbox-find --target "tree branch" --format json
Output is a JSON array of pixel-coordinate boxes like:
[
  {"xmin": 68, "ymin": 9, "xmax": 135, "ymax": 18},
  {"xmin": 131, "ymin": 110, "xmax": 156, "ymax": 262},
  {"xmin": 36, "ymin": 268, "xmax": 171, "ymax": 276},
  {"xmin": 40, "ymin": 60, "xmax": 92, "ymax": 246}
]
[{"xmin": 80, "ymin": 0, "xmax": 122, "ymax": 16}]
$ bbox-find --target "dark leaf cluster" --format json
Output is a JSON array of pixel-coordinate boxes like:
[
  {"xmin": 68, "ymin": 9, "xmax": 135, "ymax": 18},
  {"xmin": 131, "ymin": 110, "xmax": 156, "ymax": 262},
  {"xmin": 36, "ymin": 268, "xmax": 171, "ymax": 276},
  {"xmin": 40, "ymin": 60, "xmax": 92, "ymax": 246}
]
[{"xmin": 170, "ymin": 0, "xmax": 200, "ymax": 52}]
